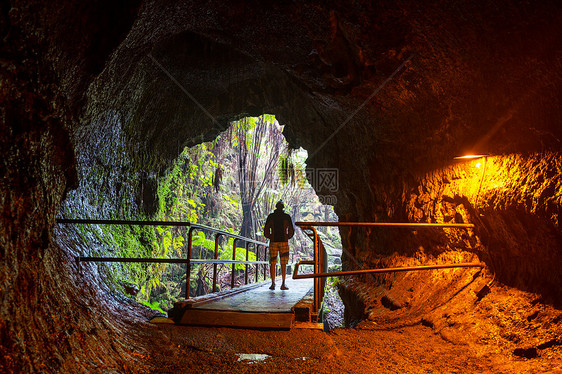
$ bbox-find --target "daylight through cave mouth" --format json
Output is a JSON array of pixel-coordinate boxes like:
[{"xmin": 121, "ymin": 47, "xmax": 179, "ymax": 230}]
[
  {"xmin": 147, "ymin": 114, "xmax": 342, "ymax": 310},
  {"xmin": 58, "ymin": 114, "xmax": 342, "ymax": 315}
]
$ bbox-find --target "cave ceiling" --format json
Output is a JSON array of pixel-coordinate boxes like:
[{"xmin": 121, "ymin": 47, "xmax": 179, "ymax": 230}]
[
  {"xmin": 32, "ymin": 0, "xmax": 558, "ymax": 180},
  {"xmin": 5, "ymin": 0, "xmax": 559, "ymax": 223}
]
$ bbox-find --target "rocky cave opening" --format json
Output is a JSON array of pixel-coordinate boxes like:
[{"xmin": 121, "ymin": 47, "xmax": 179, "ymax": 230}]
[
  {"xmin": 2, "ymin": 1, "xmax": 561, "ymax": 373},
  {"xmin": 56, "ymin": 111, "xmax": 344, "ymax": 318}
]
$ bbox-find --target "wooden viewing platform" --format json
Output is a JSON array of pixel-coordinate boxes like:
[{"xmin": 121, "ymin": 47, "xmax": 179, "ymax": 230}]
[{"xmin": 166, "ymin": 277, "xmax": 316, "ymax": 329}]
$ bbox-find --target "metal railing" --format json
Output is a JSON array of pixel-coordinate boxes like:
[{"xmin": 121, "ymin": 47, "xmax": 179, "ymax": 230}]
[
  {"xmin": 292, "ymin": 221, "xmax": 484, "ymax": 314},
  {"xmin": 56, "ymin": 219, "xmax": 270, "ymax": 298}
]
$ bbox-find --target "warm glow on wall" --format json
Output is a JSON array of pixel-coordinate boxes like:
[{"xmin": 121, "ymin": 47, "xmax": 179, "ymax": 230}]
[{"xmin": 453, "ymin": 154, "xmax": 490, "ymax": 208}]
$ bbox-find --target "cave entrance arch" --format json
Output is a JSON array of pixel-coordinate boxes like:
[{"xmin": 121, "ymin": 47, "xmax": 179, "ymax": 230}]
[{"xmin": 58, "ymin": 29, "xmax": 346, "ymax": 321}]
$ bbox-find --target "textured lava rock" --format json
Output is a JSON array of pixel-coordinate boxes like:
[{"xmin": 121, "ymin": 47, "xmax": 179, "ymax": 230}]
[
  {"xmin": 381, "ymin": 295, "xmax": 402, "ymax": 311},
  {"xmin": 1, "ymin": 1, "xmax": 150, "ymax": 372}
]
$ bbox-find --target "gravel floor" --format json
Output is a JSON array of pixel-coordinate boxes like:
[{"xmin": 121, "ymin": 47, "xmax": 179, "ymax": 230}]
[{"xmin": 139, "ymin": 323, "xmax": 562, "ymax": 373}]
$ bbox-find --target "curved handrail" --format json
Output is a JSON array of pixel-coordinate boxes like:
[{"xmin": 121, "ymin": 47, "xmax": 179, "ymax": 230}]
[
  {"xmin": 293, "ymin": 221, "xmax": 480, "ymax": 315},
  {"xmin": 56, "ymin": 218, "xmax": 269, "ymax": 298},
  {"xmin": 190, "ymin": 222, "xmax": 268, "ymax": 247},
  {"xmin": 57, "ymin": 218, "xmax": 268, "ymax": 247}
]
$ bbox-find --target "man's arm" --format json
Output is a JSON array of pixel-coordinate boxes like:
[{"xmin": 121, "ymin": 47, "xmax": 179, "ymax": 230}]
[
  {"xmin": 286, "ymin": 215, "xmax": 295, "ymax": 239},
  {"xmin": 264, "ymin": 215, "xmax": 273, "ymax": 240}
]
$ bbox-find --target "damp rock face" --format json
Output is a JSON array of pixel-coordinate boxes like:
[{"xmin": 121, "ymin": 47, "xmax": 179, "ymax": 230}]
[{"xmin": 2, "ymin": 0, "xmax": 561, "ymax": 372}]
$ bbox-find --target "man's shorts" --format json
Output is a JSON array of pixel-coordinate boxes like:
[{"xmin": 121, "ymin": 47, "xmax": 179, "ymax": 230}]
[{"xmin": 269, "ymin": 242, "xmax": 289, "ymax": 265}]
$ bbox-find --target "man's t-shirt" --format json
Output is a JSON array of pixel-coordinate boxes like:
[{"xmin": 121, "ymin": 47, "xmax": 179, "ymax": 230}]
[{"xmin": 264, "ymin": 209, "xmax": 295, "ymax": 242}]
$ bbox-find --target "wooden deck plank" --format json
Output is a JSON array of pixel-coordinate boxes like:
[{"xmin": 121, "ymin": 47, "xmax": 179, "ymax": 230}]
[
  {"xmin": 193, "ymin": 277, "xmax": 313, "ymax": 313},
  {"xmin": 175, "ymin": 282, "xmax": 264, "ymax": 309}
]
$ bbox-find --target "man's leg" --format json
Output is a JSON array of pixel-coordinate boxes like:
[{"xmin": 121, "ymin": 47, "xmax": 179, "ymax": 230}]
[
  {"xmin": 280, "ymin": 242, "xmax": 289, "ymax": 290},
  {"xmin": 280, "ymin": 263, "xmax": 288, "ymax": 290},
  {"xmin": 269, "ymin": 260, "xmax": 276, "ymax": 290},
  {"xmin": 269, "ymin": 243, "xmax": 279, "ymax": 289}
]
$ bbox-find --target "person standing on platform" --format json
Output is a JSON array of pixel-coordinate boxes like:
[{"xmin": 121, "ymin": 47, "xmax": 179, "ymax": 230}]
[{"xmin": 264, "ymin": 201, "xmax": 294, "ymax": 290}]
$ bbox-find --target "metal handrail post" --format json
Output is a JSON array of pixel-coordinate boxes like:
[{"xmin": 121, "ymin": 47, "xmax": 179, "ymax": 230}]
[
  {"xmin": 255, "ymin": 245, "xmax": 260, "ymax": 283},
  {"xmin": 312, "ymin": 227, "xmax": 320, "ymax": 312},
  {"xmin": 231, "ymin": 238, "xmax": 238, "ymax": 289},
  {"xmin": 185, "ymin": 227, "xmax": 195, "ymax": 299},
  {"xmin": 244, "ymin": 242, "xmax": 250, "ymax": 285},
  {"xmin": 299, "ymin": 226, "xmax": 322, "ymax": 313},
  {"xmin": 213, "ymin": 233, "xmax": 221, "ymax": 293},
  {"xmin": 299, "ymin": 226, "xmax": 319, "ymax": 311}
]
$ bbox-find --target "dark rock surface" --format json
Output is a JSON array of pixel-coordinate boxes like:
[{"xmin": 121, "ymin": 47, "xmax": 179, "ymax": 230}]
[{"xmin": 2, "ymin": 0, "xmax": 561, "ymax": 372}]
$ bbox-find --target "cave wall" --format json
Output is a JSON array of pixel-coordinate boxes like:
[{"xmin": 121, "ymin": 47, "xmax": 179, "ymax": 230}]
[
  {"xmin": 1, "ymin": 1, "xmax": 152, "ymax": 372},
  {"xmin": 340, "ymin": 153, "xmax": 562, "ymax": 304},
  {"xmin": 1, "ymin": 0, "xmax": 561, "ymax": 371}
]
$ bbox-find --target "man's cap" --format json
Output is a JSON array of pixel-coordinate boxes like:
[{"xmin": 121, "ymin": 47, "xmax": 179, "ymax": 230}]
[{"xmin": 276, "ymin": 200, "xmax": 284, "ymax": 209}]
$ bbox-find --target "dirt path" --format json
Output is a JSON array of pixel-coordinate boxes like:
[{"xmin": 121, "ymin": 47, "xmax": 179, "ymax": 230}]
[{"xmin": 139, "ymin": 323, "xmax": 562, "ymax": 373}]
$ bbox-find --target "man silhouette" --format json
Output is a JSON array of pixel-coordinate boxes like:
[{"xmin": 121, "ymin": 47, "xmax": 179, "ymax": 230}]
[{"xmin": 264, "ymin": 201, "xmax": 294, "ymax": 290}]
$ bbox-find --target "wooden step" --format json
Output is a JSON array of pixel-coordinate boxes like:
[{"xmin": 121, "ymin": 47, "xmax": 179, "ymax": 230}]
[
  {"xmin": 177, "ymin": 309, "xmax": 294, "ymax": 329},
  {"xmin": 292, "ymin": 290, "xmax": 314, "ymax": 322}
]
